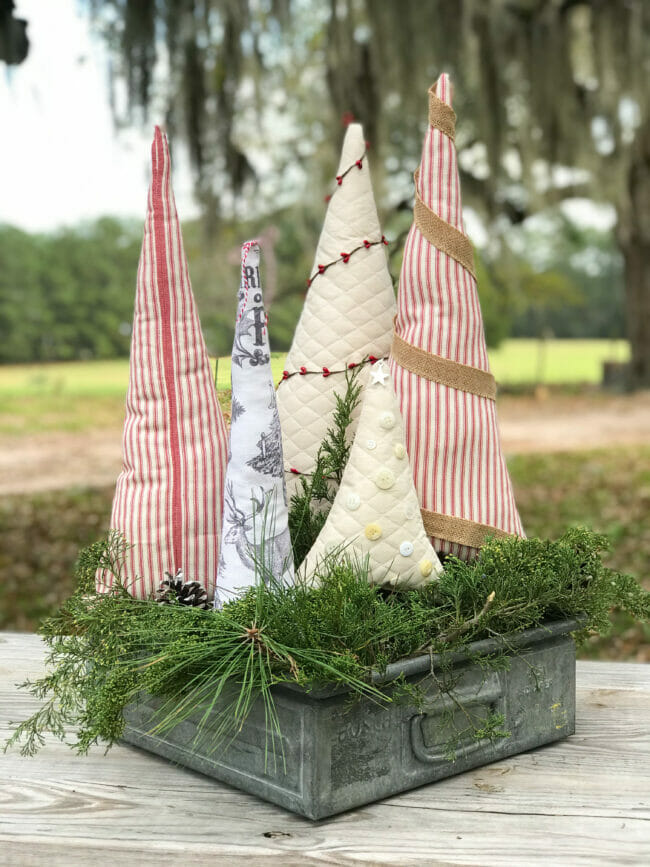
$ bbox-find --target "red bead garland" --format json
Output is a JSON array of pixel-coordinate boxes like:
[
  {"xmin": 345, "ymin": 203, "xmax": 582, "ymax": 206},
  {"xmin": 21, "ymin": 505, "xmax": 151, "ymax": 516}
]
[{"xmin": 279, "ymin": 355, "xmax": 387, "ymax": 382}]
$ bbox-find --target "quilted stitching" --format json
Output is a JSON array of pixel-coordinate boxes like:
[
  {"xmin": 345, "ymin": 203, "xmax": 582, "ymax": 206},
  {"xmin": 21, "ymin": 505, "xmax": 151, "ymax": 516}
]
[
  {"xmin": 300, "ymin": 367, "xmax": 443, "ymax": 590},
  {"xmin": 278, "ymin": 364, "xmax": 370, "ymax": 472},
  {"xmin": 277, "ymin": 122, "xmax": 396, "ymax": 499}
]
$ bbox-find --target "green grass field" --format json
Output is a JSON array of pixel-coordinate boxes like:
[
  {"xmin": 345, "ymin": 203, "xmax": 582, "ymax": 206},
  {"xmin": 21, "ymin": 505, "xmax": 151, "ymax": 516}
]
[
  {"xmin": 489, "ymin": 338, "xmax": 629, "ymax": 385},
  {"xmin": 0, "ymin": 339, "xmax": 630, "ymax": 434},
  {"xmin": 0, "ymin": 354, "xmax": 285, "ymax": 433}
]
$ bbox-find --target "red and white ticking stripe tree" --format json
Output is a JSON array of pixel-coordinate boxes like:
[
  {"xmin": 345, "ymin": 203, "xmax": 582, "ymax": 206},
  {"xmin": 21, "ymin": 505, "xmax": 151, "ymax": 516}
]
[
  {"xmin": 389, "ymin": 75, "xmax": 525, "ymax": 560},
  {"xmin": 101, "ymin": 127, "xmax": 228, "ymax": 599}
]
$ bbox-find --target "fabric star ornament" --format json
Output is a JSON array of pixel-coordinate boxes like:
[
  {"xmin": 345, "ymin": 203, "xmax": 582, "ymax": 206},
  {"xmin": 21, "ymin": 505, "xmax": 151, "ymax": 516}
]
[
  {"xmin": 101, "ymin": 127, "xmax": 228, "ymax": 600},
  {"xmin": 276, "ymin": 122, "xmax": 397, "ymax": 502},
  {"xmin": 300, "ymin": 362, "xmax": 443, "ymax": 590},
  {"xmin": 389, "ymin": 75, "xmax": 525, "ymax": 560},
  {"xmin": 216, "ymin": 241, "xmax": 294, "ymax": 605}
]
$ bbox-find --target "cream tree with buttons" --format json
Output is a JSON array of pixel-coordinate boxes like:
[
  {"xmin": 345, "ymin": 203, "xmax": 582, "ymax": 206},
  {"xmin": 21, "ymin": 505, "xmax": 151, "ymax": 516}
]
[{"xmin": 299, "ymin": 361, "xmax": 443, "ymax": 589}]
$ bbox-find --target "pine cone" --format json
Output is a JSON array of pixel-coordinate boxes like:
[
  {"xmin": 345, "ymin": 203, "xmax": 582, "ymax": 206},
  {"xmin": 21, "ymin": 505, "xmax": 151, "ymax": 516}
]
[{"xmin": 154, "ymin": 569, "xmax": 211, "ymax": 610}]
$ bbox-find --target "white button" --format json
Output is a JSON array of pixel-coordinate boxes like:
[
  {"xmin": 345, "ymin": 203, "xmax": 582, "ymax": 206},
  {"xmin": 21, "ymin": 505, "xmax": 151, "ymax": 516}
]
[
  {"xmin": 379, "ymin": 411, "xmax": 395, "ymax": 430},
  {"xmin": 404, "ymin": 503, "xmax": 416, "ymax": 519},
  {"xmin": 346, "ymin": 492, "xmax": 361, "ymax": 511},
  {"xmin": 393, "ymin": 443, "xmax": 406, "ymax": 459},
  {"xmin": 374, "ymin": 468, "xmax": 395, "ymax": 490},
  {"xmin": 366, "ymin": 439, "xmax": 377, "ymax": 450},
  {"xmin": 399, "ymin": 541, "xmax": 414, "ymax": 557}
]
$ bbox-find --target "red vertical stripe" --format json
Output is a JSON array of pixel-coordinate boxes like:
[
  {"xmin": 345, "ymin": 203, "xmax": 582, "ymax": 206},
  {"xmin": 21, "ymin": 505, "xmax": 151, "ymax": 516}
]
[
  {"xmin": 104, "ymin": 127, "xmax": 228, "ymax": 598},
  {"xmin": 151, "ymin": 130, "xmax": 183, "ymax": 571},
  {"xmin": 390, "ymin": 74, "xmax": 524, "ymax": 561}
]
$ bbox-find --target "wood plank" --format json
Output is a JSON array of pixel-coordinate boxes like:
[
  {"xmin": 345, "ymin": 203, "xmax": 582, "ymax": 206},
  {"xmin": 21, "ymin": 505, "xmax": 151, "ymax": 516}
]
[
  {"xmin": 576, "ymin": 659, "xmax": 650, "ymax": 692},
  {"xmin": 1, "ymin": 632, "xmax": 649, "ymax": 866}
]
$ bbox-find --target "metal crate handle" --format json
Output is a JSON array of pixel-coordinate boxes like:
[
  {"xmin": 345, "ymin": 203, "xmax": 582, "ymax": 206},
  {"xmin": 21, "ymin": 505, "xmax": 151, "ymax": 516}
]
[{"xmin": 409, "ymin": 682, "xmax": 504, "ymax": 765}]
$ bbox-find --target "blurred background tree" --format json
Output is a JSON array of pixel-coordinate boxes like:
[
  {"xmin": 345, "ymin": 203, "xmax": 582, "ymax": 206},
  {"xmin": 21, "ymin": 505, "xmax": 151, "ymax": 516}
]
[
  {"xmin": 80, "ymin": 0, "xmax": 649, "ymax": 386},
  {"xmin": 0, "ymin": 0, "xmax": 28, "ymax": 65},
  {"xmin": 0, "ymin": 220, "xmax": 140, "ymax": 362},
  {"xmin": 0, "ymin": 0, "xmax": 647, "ymax": 376}
]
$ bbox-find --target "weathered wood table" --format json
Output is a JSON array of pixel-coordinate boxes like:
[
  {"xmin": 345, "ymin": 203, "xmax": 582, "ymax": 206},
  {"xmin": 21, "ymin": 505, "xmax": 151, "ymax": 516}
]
[{"xmin": 1, "ymin": 632, "xmax": 649, "ymax": 866}]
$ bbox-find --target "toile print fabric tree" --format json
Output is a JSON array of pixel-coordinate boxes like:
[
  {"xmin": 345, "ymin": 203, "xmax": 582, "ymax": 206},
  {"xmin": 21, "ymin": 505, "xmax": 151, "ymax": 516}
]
[
  {"xmin": 102, "ymin": 127, "xmax": 229, "ymax": 600},
  {"xmin": 300, "ymin": 360, "xmax": 443, "ymax": 589},
  {"xmin": 216, "ymin": 241, "xmax": 294, "ymax": 605},
  {"xmin": 389, "ymin": 75, "xmax": 525, "ymax": 561},
  {"xmin": 276, "ymin": 122, "xmax": 397, "ymax": 502}
]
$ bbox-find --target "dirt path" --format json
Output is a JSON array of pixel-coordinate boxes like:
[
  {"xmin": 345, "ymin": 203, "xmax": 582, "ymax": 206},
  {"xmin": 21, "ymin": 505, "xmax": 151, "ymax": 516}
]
[{"xmin": 2, "ymin": 392, "xmax": 649, "ymax": 496}]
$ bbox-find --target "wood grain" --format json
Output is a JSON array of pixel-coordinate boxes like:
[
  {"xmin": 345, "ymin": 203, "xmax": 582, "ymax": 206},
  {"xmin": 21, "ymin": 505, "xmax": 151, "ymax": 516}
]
[{"xmin": 1, "ymin": 632, "xmax": 649, "ymax": 866}]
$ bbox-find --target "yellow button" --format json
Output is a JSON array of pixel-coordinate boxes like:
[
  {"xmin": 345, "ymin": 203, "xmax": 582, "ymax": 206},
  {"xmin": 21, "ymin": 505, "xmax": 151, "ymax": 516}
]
[
  {"xmin": 419, "ymin": 559, "xmax": 433, "ymax": 577},
  {"xmin": 364, "ymin": 523, "xmax": 382, "ymax": 541}
]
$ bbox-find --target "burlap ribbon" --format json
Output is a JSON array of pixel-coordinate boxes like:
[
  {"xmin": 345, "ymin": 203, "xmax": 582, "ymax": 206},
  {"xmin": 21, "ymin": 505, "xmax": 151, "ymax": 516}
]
[
  {"xmin": 420, "ymin": 508, "xmax": 513, "ymax": 549},
  {"xmin": 428, "ymin": 85, "xmax": 456, "ymax": 140},
  {"xmin": 413, "ymin": 85, "xmax": 475, "ymax": 279},
  {"xmin": 390, "ymin": 330, "xmax": 497, "ymax": 400},
  {"xmin": 413, "ymin": 170, "xmax": 476, "ymax": 279}
]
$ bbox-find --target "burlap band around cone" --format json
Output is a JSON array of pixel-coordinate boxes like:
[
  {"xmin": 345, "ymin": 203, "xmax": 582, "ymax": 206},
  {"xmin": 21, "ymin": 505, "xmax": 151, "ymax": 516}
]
[
  {"xmin": 428, "ymin": 85, "xmax": 457, "ymax": 140},
  {"xmin": 391, "ymin": 331, "xmax": 497, "ymax": 401},
  {"xmin": 420, "ymin": 508, "xmax": 513, "ymax": 550},
  {"xmin": 413, "ymin": 170, "xmax": 476, "ymax": 279}
]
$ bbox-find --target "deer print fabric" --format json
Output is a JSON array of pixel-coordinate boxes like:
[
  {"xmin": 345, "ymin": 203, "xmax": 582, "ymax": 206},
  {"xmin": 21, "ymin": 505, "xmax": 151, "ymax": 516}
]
[{"xmin": 215, "ymin": 242, "xmax": 294, "ymax": 605}]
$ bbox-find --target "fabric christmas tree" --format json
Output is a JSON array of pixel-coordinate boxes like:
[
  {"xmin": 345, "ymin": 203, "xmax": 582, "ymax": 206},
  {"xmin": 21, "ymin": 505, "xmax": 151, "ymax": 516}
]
[
  {"xmin": 276, "ymin": 122, "xmax": 396, "ymax": 501},
  {"xmin": 102, "ymin": 127, "xmax": 228, "ymax": 600},
  {"xmin": 300, "ymin": 361, "xmax": 443, "ymax": 589},
  {"xmin": 216, "ymin": 241, "xmax": 294, "ymax": 605},
  {"xmin": 389, "ymin": 75, "xmax": 524, "ymax": 560}
]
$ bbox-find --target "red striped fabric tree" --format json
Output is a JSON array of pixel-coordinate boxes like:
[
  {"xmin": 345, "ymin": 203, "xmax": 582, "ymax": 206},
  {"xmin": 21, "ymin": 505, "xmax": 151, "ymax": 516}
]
[
  {"xmin": 389, "ymin": 75, "xmax": 524, "ymax": 560},
  {"xmin": 101, "ymin": 127, "xmax": 228, "ymax": 599}
]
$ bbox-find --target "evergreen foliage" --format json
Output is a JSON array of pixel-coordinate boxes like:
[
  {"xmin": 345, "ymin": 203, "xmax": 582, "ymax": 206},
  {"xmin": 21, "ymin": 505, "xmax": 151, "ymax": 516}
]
[
  {"xmin": 5, "ymin": 526, "xmax": 649, "ymax": 759},
  {"xmin": 288, "ymin": 364, "xmax": 363, "ymax": 566}
]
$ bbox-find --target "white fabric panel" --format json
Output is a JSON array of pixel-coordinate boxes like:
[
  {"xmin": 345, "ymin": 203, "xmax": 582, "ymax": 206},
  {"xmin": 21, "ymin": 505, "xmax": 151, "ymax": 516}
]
[{"xmin": 216, "ymin": 242, "xmax": 294, "ymax": 604}]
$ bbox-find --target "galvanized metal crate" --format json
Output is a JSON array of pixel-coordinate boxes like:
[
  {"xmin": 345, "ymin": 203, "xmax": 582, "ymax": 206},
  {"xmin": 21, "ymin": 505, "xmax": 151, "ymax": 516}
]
[{"xmin": 122, "ymin": 618, "xmax": 577, "ymax": 820}]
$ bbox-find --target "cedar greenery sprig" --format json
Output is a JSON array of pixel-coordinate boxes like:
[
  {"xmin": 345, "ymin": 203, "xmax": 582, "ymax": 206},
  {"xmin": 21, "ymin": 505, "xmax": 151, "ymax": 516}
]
[
  {"xmin": 288, "ymin": 362, "xmax": 363, "ymax": 566},
  {"xmin": 5, "ymin": 526, "xmax": 650, "ymax": 759}
]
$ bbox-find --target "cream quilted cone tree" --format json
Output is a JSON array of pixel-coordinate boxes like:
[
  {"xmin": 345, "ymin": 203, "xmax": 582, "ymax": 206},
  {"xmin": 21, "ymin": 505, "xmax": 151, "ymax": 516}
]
[
  {"xmin": 389, "ymin": 75, "xmax": 524, "ymax": 561},
  {"xmin": 216, "ymin": 241, "xmax": 294, "ymax": 605},
  {"xmin": 102, "ymin": 127, "xmax": 228, "ymax": 601},
  {"xmin": 300, "ymin": 361, "xmax": 443, "ymax": 590},
  {"xmin": 277, "ymin": 122, "xmax": 396, "ymax": 501}
]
